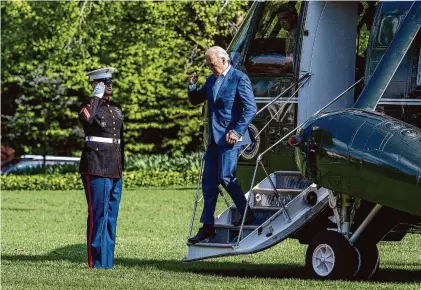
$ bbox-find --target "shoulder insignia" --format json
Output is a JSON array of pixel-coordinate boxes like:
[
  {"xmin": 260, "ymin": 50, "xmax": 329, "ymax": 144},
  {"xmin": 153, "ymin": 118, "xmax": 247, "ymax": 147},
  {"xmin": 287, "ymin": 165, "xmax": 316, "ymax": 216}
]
[{"xmin": 79, "ymin": 106, "xmax": 90, "ymax": 120}]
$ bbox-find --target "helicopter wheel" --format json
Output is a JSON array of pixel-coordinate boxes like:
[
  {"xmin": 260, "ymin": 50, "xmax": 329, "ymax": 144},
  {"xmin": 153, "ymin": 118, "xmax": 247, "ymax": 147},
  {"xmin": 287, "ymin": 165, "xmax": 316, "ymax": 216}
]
[
  {"xmin": 306, "ymin": 231, "xmax": 358, "ymax": 280},
  {"xmin": 353, "ymin": 238, "xmax": 380, "ymax": 280}
]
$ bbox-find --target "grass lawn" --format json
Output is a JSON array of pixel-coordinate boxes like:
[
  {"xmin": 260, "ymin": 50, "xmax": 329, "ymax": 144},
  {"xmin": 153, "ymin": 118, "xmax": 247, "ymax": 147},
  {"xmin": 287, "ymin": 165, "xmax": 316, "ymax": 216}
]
[{"xmin": 2, "ymin": 188, "xmax": 421, "ymax": 290}]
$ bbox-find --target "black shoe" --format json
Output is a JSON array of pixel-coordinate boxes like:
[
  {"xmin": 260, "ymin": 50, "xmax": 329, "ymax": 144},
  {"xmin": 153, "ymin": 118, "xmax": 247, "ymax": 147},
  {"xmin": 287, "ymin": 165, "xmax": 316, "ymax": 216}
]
[
  {"xmin": 187, "ymin": 225, "xmax": 216, "ymax": 245},
  {"xmin": 232, "ymin": 211, "xmax": 255, "ymax": 227}
]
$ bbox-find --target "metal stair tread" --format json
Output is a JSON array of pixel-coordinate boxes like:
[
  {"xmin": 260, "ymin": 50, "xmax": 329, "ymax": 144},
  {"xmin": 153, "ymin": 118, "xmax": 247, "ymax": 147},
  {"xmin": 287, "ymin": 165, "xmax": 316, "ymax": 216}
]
[
  {"xmin": 252, "ymin": 188, "xmax": 302, "ymax": 194},
  {"xmin": 213, "ymin": 224, "xmax": 259, "ymax": 230},
  {"xmin": 230, "ymin": 205, "xmax": 283, "ymax": 211},
  {"xmin": 273, "ymin": 171, "xmax": 304, "ymax": 176},
  {"xmin": 190, "ymin": 242, "xmax": 235, "ymax": 248}
]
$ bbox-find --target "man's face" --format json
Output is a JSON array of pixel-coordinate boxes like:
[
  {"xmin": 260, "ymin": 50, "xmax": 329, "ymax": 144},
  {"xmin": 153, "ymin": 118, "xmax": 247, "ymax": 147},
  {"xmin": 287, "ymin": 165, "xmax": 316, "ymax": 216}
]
[
  {"xmin": 277, "ymin": 12, "xmax": 291, "ymax": 31},
  {"xmin": 104, "ymin": 82, "xmax": 112, "ymax": 96},
  {"xmin": 205, "ymin": 53, "xmax": 227, "ymax": 76}
]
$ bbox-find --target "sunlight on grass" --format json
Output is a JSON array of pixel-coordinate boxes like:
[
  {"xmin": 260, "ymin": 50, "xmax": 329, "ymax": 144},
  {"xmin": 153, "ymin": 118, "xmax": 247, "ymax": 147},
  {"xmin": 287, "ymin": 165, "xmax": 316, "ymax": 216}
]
[{"xmin": 2, "ymin": 189, "xmax": 421, "ymax": 289}]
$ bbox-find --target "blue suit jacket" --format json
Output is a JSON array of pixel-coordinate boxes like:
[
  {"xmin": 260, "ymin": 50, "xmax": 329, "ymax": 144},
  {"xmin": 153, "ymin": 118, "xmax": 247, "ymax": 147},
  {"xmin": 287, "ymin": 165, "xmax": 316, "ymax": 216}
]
[{"xmin": 188, "ymin": 67, "xmax": 257, "ymax": 147}]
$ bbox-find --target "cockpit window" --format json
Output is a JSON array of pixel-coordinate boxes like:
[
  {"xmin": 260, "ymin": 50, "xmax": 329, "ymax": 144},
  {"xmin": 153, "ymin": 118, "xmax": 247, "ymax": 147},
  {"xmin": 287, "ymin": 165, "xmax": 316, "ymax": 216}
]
[{"xmin": 245, "ymin": 1, "xmax": 300, "ymax": 75}]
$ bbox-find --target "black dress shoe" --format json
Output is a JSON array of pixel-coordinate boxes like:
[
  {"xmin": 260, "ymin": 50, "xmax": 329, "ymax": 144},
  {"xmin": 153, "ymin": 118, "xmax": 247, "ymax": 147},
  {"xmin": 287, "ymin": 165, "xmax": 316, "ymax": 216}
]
[
  {"xmin": 187, "ymin": 225, "xmax": 216, "ymax": 245},
  {"xmin": 232, "ymin": 211, "xmax": 255, "ymax": 227}
]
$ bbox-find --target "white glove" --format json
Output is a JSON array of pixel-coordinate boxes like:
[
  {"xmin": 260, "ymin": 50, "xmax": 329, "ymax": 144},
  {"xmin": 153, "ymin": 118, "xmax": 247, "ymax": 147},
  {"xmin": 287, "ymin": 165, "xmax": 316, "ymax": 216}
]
[{"xmin": 93, "ymin": 82, "xmax": 105, "ymax": 98}]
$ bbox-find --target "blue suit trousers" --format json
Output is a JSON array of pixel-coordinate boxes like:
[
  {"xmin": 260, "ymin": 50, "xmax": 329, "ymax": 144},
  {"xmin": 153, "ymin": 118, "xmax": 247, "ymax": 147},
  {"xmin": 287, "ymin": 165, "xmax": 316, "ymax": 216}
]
[
  {"xmin": 81, "ymin": 175, "xmax": 122, "ymax": 268},
  {"xmin": 200, "ymin": 142, "xmax": 247, "ymax": 225}
]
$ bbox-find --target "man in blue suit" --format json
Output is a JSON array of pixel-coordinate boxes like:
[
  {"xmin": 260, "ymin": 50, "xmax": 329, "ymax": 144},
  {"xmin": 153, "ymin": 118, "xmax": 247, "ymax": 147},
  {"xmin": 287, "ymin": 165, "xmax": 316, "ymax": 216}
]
[{"xmin": 187, "ymin": 46, "xmax": 257, "ymax": 244}]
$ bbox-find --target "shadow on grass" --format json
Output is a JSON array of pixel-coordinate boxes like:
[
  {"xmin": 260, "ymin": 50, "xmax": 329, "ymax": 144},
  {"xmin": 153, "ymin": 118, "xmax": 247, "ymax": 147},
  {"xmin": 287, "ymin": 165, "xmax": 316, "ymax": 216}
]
[
  {"xmin": 2, "ymin": 243, "xmax": 421, "ymax": 283},
  {"xmin": 127, "ymin": 186, "xmax": 197, "ymax": 192}
]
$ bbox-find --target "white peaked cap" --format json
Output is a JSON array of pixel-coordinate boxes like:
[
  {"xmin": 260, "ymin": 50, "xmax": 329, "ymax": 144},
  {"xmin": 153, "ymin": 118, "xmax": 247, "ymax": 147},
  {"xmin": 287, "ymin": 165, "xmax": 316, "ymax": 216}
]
[{"xmin": 86, "ymin": 67, "xmax": 116, "ymax": 81}]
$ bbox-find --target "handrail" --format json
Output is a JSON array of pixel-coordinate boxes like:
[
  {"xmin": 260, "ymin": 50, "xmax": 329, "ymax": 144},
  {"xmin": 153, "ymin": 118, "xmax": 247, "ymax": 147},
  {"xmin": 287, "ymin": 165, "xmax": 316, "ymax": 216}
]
[
  {"xmin": 187, "ymin": 155, "xmax": 231, "ymax": 240},
  {"xmin": 255, "ymin": 72, "xmax": 311, "ymax": 117},
  {"xmin": 260, "ymin": 77, "xmax": 364, "ymax": 156},
  {"xmin": 235, "ymin": 77, "xmax": 364, "ymax": 246},
  {"xmin": 187, "ymin": 152, "xmax": 206, "ymax": 240},
  {"xmin": 240, "ymin": 75, "xmax": 311, "ymax": 157}
]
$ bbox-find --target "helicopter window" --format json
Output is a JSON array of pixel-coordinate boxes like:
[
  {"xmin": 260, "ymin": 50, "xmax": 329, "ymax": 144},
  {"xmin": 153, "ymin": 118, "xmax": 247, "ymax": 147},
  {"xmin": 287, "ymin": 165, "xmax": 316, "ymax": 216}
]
[
  {"xmin": 245, "ymin": 2, "xmax": 300, "ymax": 75},
  {"xmin": 377, "ymin": 15, "xmax": 400, "ymax": 47},
  {"xmin": 229, "ymin": 4, "xmax": 257, "ymax": 69}
]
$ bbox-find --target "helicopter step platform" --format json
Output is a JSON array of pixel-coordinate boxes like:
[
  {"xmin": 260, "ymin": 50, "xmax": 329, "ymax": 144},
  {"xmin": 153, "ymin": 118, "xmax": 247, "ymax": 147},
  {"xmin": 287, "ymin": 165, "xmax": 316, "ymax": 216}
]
[{"xmin": 184, "ymin": 171, "xmax": 330, "ymax": 262}]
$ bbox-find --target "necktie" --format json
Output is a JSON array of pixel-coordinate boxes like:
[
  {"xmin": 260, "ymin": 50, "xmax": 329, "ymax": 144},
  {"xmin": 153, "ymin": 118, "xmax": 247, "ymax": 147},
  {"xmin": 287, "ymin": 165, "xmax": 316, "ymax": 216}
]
[{"xmin": 212, "ymin": 75, "xmax": 224, "ymax": 101}]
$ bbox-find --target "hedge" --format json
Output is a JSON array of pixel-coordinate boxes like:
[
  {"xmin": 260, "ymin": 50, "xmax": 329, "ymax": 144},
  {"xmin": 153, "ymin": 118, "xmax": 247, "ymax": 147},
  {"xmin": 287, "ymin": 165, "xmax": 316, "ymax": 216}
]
[{"xmin": 1, "ymin": 170, "xmax": 199, "ymax": 191}]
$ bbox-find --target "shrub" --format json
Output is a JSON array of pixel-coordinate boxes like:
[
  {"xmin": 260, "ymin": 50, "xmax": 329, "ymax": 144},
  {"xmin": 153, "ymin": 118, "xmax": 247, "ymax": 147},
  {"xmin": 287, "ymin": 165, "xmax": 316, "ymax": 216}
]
[
  {"xmin": 1, "ymin": 170, "xmax": 199, "ymax": 191},
  {"xmin": 6, "ymin": 153, "xmax": 202, "ymax": 175},
  {"xmin": 6, "ymin": 163, "xmax": 80, "ymax": 175},
  {"xmin": 125, "ymin": 153, "xmax": 202, "ymax": 173}
]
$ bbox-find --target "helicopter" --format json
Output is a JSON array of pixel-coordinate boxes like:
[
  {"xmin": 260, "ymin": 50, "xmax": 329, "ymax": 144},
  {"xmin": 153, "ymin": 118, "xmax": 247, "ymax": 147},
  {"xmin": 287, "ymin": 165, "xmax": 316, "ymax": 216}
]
[{"xmin": 185, "ymin": 1, "xmax": 421, "ymax": 280}]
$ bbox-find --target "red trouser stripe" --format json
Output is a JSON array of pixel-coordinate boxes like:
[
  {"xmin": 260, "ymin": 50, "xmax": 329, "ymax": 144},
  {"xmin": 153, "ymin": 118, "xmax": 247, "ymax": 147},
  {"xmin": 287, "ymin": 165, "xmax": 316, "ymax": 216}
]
[{"xmin": 86, "ymin": 175, "xmax": 94, "ymax": 268}]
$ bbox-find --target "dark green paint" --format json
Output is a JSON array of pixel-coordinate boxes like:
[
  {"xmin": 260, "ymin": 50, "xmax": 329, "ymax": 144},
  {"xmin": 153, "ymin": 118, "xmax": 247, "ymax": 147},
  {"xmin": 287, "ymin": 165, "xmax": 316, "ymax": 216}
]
[{"xmin": 294, "ymin": 109, "xmax": 421, "ymax": 216}]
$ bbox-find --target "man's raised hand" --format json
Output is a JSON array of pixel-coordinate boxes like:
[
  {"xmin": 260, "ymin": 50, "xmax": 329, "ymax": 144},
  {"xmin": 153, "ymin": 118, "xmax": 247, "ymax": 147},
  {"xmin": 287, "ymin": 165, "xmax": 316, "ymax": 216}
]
[
  {"xmin": 189, "ymin": 72, "xmax": 198, "ymax": 85},
  {"xmin": 93, "ymin": 82, "xmax": 105, "ymax": 98}
]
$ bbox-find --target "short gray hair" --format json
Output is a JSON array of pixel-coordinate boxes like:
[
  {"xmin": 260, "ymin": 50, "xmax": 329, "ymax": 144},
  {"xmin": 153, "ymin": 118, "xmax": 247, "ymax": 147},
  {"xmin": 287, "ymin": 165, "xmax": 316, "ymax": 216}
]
[{"xmin": 205, "ymin": 46, "xmax": 230, "ymax": 62}]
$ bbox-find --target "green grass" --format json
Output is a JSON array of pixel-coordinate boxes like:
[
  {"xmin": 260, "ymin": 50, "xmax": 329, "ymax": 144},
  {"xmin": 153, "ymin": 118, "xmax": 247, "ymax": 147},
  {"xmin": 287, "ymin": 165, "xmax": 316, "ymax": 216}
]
[{"xmin": 2, "ymin": 188, "xmax": 421, "ymax": 290}]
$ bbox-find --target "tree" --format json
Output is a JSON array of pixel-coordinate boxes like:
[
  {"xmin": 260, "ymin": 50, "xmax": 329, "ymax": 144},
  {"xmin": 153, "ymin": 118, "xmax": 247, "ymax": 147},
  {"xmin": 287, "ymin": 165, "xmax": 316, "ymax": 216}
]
[{"xmin": 1, "ymin": 1, "xmax": 250, "ymax": 156}]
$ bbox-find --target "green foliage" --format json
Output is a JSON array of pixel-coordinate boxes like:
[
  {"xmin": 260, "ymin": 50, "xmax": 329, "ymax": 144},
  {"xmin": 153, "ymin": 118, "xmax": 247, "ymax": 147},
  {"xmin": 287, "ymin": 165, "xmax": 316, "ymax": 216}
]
[
  {"xmin": 125, "ymin": 152, "xmax": 201, "ymax": 173},
  {"xmin": 124, "ymin": 170, "xmax": 197, "ymax": 188},
  {"xmin": 1, "ymin": 173, "xmax": 84, "ymax": 191},
  {"xmin": 5, "ymin": 163, "xmax": 79, "ymax": 175},
  {"xmin": 5, "ymin": 152, "xmax": 201, "ymax": 175},
  {"xmin": 357, "ymin": 1, "xmax": 373, "ymax": 57},
  {"xmin": 1, "ymin": 1, "xmax": 250, "ymax": 156},
  {"xmin": 358, "ymin": 24, "xmax": 370, "ymax": 57},
  {"xmin": 1, "ymin": 170, "xmax": 198, "ymax": 190}
]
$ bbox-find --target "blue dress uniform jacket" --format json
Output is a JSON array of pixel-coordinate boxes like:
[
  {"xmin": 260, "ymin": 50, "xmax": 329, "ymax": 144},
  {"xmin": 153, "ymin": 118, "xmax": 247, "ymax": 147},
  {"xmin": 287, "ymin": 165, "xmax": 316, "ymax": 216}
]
[
  {"xmin": 78, "ymin": 96, "xmax": 124, "ymax": 269},
  {"xmin": 79, "ymin": 97, "xmax": 124, "ymax": 178},
  {"xmin": 188, "ymin": 67, "xmax": 257, "ymax": 225},
  {"xmin": 188, "ymin": 68, "xmax": 256, "ymax": 147}
]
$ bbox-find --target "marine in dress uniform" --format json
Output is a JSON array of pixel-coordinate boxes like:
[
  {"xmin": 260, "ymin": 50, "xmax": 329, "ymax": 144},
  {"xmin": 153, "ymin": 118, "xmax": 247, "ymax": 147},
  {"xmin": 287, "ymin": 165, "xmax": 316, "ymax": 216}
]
[{"xmin": 78, "ymin": 67, "xmax": 124, "ymax": 269}]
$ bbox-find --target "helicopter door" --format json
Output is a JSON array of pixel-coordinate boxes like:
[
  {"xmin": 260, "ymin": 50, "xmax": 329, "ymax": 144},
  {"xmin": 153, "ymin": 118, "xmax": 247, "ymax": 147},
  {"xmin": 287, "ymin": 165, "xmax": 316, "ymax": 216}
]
[
  {"xmin": 227, "ymin": 1, "xmax": 306, "ymax": 188},
  {"xmin": 243, "ymin": 1, "xmax": 304, "ymax": 174}
]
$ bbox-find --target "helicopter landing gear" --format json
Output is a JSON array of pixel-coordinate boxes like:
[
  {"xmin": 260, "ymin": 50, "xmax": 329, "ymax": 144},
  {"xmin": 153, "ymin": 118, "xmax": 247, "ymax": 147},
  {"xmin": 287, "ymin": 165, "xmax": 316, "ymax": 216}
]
[
  {"xmin": 306, "ymin": 231, "xmax": 359, "ymax": 279},
  {"xmin": 306, "ymin": 193, "xmax": 381, "ymax": 280}
]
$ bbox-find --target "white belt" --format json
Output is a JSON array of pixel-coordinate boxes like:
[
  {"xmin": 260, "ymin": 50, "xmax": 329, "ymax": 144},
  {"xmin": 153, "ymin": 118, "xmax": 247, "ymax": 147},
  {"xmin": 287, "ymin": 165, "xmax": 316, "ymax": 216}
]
[{"xmin": 85, "ymin": 136, "xmax": 120, "ymax": 144}]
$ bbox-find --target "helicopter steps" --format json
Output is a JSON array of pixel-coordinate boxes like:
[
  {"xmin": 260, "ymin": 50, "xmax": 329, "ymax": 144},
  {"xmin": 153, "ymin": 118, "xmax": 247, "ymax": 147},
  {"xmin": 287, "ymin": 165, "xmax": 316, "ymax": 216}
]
[{"xmin": 184, "ymin": 171, "xmax": 330, "ymax": 262}]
